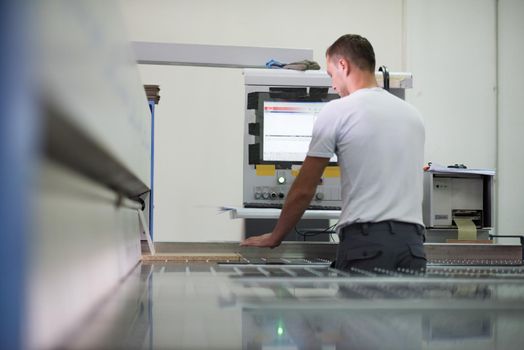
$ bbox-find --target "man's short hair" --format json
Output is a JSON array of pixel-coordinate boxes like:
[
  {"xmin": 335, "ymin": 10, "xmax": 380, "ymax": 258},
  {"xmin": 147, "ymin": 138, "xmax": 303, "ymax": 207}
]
[{"xmin": 326, "ymin": 34, "xmax": 376, "ymax": 72}]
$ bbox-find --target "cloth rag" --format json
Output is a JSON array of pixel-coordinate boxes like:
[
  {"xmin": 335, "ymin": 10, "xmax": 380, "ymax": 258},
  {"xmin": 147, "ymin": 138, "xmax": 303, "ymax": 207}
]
[{"xmin": 284, "ymin": 59, "xmax": 320, "ymax": 71}]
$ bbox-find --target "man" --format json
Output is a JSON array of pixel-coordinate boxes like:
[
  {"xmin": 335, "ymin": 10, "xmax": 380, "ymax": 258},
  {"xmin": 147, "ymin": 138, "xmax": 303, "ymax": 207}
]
[{"xmin": 241, "ymin": 34, "xmax": 426, "ymax": 272}]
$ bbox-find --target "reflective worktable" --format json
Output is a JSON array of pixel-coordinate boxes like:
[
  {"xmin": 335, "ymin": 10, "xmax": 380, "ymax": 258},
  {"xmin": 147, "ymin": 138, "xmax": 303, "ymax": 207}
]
[{"xmin": 63, "ymin": 260, "xmax": 524, "ymax": 349}]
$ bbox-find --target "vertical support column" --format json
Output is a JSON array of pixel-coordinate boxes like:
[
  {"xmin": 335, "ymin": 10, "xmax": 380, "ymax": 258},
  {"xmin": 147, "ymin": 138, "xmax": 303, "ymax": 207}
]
[
  {"xmin": 0, "ymin": 1, "xmax": 38, "ymax": 349},
  {"xmin": 148, "ymin": 100, "xmax": 156, "ymax": 240}
]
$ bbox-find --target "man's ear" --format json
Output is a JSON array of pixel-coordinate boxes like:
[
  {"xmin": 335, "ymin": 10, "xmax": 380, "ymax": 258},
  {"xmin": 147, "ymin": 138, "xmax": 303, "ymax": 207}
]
[{"xmin": 338, "ymin": 57, "xmax": 350, "ymax": 77}]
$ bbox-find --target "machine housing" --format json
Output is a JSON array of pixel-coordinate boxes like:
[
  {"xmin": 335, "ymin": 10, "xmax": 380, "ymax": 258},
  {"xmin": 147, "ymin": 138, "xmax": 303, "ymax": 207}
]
[{"xmin": 423, "ymin": 171, "xmax": 494, "ymax": 229}]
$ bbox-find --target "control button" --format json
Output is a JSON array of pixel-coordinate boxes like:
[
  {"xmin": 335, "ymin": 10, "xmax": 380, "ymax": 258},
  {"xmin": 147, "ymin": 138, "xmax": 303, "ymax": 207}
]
[
  {"xmin": 254, "ymin": 192, "xmax": 261, "ymax": 199},
  {"xmin": 277, "ymin": 176, "xmax": 286, "ymax": 184},
  {"xmin": 262, "ymin": 192, "xmax": 269, "ymax": 199},
  {"xmin": 278, "ymin": 192, "xmax": 285, "ymax": 199},
  {"xmin": 270, "ymin": 192, "xmax": 277, "ymax": 199},
  {"xmin": 315, "ymin": 192, "xmax": 324, "ymax": 200}
]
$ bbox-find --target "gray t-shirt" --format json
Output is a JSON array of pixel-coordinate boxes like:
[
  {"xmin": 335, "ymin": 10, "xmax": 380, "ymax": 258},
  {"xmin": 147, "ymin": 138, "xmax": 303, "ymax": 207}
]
[{"xmin": 307, "ymin": 87, "xmax": 425, "ymax": 230}]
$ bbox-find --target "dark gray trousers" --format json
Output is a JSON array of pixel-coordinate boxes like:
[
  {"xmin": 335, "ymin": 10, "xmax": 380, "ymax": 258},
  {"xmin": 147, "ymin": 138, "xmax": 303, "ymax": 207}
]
[{"xmin": 334, "ymin": 221, "xmax": 427, "ymax": 273}]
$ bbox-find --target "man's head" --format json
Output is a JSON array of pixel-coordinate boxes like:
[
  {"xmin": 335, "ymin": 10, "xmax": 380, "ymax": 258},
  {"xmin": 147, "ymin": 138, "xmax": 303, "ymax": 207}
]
[{"xmin": 326, "ymin": 34, "xmax": 376, "ymax": 96}]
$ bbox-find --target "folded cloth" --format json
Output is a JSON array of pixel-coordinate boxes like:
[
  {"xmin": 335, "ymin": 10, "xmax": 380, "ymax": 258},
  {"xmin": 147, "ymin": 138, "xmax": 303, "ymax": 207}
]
[
  {"xmin": 265, "ymin": 59, "xmax": 286, "ymax": 68},
  {"xmin": 284, "ymin": 59, "xmax": 320, "ymax": 71}
]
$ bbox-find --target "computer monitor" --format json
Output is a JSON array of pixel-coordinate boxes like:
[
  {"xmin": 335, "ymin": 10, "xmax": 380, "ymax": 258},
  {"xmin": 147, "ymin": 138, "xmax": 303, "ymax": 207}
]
[{"xmin": 262, "ymin": 101, "xmax": 337, "ymax": 163}]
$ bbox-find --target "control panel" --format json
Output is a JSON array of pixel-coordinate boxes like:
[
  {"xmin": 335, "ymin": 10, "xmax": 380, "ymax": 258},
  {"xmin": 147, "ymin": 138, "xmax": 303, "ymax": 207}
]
[
  {"xmin": 245, "ymin": 168, "xmax": 342, "ymax": 209},
  {"xmin": 242, "ymin": 69, "xmax": 342, "ymax": 210}
]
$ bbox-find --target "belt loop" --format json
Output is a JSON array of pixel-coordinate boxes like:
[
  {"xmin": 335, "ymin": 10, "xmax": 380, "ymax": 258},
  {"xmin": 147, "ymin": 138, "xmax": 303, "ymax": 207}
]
[
  {"xmin": 389, "ymin": 221, "xmax": 395, "ymax": 234},
  {"xmin": 361, "ymin": 223, "xmax": 369, "ymax": 235},
  {"xmin": 418, "ymin": 225, "xmax": 427, "ymax": 242}
]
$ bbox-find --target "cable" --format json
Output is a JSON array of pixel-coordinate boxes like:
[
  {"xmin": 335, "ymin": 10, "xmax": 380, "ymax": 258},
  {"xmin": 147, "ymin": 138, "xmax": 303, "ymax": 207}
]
[{"xmin": 294, "ymin": 223, "xmax": 338, "ymax": 241}]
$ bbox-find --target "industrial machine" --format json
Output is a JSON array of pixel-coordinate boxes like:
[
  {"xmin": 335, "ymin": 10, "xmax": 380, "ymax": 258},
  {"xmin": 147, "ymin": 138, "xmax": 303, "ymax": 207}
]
[
  {"xmin": 242, "ymin": 69, "xmax": 341, "ymax": 211},
  {"xmin": 423, "ymin": 168, "xmax": 494, "ymax": 229},
  {"xmin": 240, "ymin": 69, "xmax": 340, "ymax": 240},
  {"xmin": 423, "ymin": 166, "xmax": 495, "ymax": 243},
  {"xmin": 60, "ymin": 260, "xmax": 524, "ymax": 349}
]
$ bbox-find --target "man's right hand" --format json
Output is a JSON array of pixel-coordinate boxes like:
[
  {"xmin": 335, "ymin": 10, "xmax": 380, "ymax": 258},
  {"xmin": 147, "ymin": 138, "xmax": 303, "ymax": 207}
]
[{"xmin": 240, "ymin": 233, "xmax": 280, "ymax": 248}]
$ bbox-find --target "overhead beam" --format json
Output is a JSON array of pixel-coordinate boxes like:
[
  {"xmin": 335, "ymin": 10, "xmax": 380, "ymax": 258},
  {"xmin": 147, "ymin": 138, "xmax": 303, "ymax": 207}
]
[{"xmin": 132, "ymin": 41, "xmax": 314, "ymax": 68}]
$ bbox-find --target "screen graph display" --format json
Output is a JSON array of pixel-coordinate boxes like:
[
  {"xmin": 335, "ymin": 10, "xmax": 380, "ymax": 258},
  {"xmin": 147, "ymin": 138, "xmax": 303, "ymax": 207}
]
[{"xmin": 262, "ymin": 101, "xmax": 337, "ymax": 163}]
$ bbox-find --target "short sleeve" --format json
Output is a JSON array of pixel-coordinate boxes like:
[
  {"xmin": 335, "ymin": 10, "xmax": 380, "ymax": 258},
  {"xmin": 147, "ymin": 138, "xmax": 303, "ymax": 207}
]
[{"xmin": 307, "ymin": 101, "xmax": 339, "ymax": 158}]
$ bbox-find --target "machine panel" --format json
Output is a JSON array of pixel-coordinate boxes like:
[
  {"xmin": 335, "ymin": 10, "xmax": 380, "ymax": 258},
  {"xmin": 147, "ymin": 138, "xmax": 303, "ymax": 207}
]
[{"xmin": 243, "ymin": 70, "xmax": 341, "ymax": 210}]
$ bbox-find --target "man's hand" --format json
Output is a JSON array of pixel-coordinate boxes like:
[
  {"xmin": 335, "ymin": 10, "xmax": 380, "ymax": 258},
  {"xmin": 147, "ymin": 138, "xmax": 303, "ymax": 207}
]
[{"xmin": 240, "ymin": 233, "xmax": 281, "ymax": 248}]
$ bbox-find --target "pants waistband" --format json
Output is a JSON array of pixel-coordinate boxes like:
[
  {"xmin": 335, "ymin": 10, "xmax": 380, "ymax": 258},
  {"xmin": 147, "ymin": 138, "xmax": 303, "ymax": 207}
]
[{"xmin": 340, "ymin": 221, "xmax": 425, "ymax": 241}]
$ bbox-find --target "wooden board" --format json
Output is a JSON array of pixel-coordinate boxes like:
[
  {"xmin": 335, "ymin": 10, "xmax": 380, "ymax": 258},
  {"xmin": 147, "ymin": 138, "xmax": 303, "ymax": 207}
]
[
  {"xmin": 445, "ymin": 239, "xmax": 493, "ymax": 244},
  {"xmin": 141, "ymin": 252, "xmax": 241, "ymax": 262}
]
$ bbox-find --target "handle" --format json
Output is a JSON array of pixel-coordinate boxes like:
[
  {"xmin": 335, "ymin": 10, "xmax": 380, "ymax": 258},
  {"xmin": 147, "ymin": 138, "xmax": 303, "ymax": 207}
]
[{"xmin": 379, "ymin": 65, "xmax": 390, "ymax": 91}]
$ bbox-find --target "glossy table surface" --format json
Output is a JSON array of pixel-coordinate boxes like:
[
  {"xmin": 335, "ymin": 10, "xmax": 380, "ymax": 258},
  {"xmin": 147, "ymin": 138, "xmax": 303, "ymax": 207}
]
[{"xmin": 64, "ymin": 262, "xmax": 524, "ymax": 349}]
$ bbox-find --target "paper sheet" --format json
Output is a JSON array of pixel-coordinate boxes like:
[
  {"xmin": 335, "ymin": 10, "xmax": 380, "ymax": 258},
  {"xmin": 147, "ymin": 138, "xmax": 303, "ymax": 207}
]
[{"xmin": 454, "ymin": 218, "xmax": 477, "ymax": 240}]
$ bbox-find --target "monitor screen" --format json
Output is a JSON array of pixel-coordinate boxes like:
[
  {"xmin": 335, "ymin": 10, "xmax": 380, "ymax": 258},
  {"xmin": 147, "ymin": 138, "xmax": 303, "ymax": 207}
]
[{"xmin": 262, "ymin": 101, "xmax": 337, "ymax": 163}]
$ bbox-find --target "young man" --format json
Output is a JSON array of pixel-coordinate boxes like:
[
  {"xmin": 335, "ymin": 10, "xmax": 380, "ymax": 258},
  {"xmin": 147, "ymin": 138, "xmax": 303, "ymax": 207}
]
[{"xmin": 241, "ymin": 34, "xmax": 427, "ymax": 272}]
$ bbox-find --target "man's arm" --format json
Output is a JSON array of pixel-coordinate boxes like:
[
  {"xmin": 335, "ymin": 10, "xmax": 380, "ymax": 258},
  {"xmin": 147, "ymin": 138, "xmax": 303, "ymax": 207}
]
[{"xmin": 240, "ymin": 156, "xmax": 330, "ymax": 248}]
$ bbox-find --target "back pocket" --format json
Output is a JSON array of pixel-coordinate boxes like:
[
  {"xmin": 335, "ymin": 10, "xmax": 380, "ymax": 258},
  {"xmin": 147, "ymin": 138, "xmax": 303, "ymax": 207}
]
[
  {"xmin": 345, "ymin": 246, "xmax": 382, "ymax": 262},
  {"xmin": 408, "ymin": 243, "xmax": 427, "ymax": 260}
]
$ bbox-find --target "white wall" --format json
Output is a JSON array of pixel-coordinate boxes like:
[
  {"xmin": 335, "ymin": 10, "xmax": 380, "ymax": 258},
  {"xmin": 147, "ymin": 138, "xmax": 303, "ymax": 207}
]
[
  {"xmin": 405, "ymin": 0, "xmax": 497, "ymax": 169},
  {"xmin": 122, "ymin": 0, "xmax": 403, "ymax": 68},
  {"xmin": 497, "ymin": 0, "xmax": 524, "ymax": 237},
  {"xmin": 139, "ymin": 65, "xmax": 246, "ymax": 242},
  {"xmin": 121, "ymin": 0, "xmax": 523, "ymax": 242}
]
